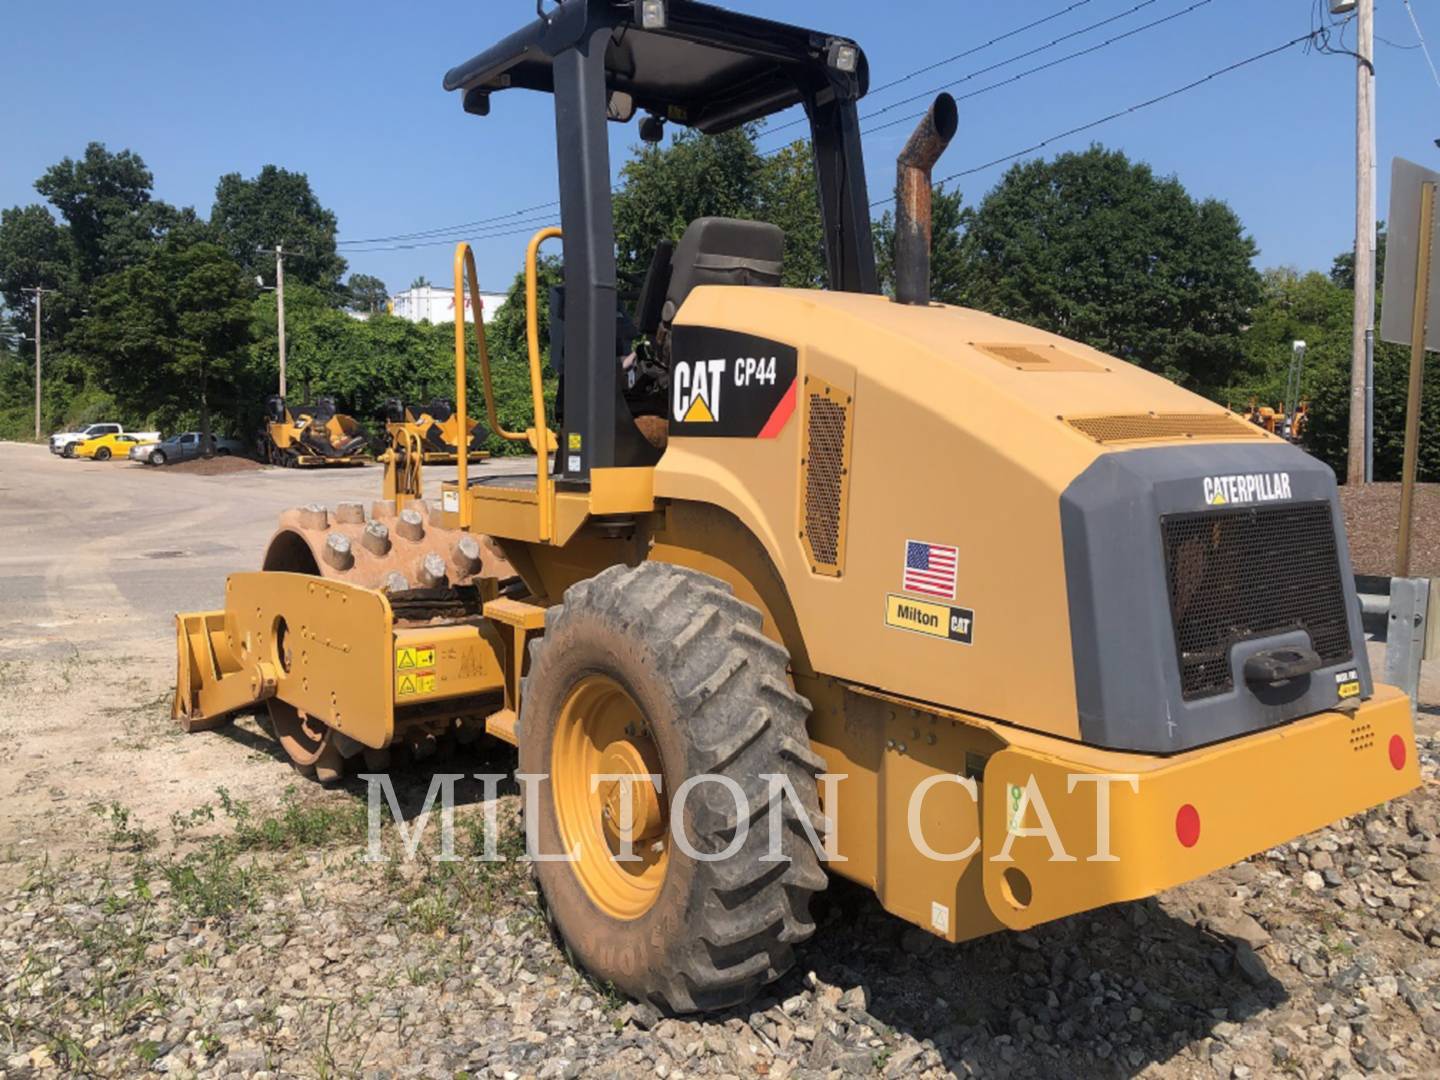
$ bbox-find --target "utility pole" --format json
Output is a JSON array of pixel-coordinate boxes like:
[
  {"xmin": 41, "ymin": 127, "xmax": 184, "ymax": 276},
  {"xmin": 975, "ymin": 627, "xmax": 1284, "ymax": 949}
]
[
  {"xmin": 275, "ymin": 245, "xmax": 287, "ymax": 398},
  {"xmin": 1347, "ymin": 0, "xmax": 1376, "ymax": 485},
  {"xmin": 21, "ymin": 286, "xmax": 47, "ymax": 441}
]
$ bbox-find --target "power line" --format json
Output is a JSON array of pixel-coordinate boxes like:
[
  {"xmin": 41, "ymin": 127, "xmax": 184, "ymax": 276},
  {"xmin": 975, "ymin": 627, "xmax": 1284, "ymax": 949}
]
[
  {"xmin": 340, "ymin": 214, "xmax": 564, "ymax": 254},
  {"xmin": 341, "ymin": 0, "xmax": 1247, "ymax": 256},
  {"xmin": 856, "ymin": 0, "xmax": 1218, "ymax": 139},
  {"xmin": 869, "ymin": 31, "xmax": 1318, "ymax": 209},
  {"xmin": 868, "ymin": 0, "xmax": 1099, "ymax": 96},
  {"xmin": 336, "ymin": 198, "xmax": 562, "ymax": 247},
  {"xmin": 763, "ymin": 0, "xmax": 1170, "ymax": 142},
  {"xmin": 1402, "ymin": 0, "xmax": 1440, "ymax": 94},
  {"xmin": 342, "ymin": 0, "xmax": 1191, "ymax": 249}
]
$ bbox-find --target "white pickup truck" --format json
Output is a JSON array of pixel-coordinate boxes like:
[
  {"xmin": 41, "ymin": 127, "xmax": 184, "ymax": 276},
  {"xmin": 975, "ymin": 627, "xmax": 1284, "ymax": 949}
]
[{"xmin": 49, "ymin": 422, "xmax": 160, "ymax": 457}]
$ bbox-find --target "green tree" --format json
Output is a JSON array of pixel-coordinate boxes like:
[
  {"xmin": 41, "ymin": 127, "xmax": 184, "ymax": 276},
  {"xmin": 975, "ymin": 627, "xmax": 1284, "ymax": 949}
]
[
  {"xmin": 34, "ymin": 143, "xmax": 174, "ymax": 284},
  {"xmin": 409, "ymin": 275, "xmax": 432, "ymax": 290},
  {"xmin": 211, "ymin": 166, "xmax": 346, "ymax": 290},
  {"xmin": 79, "ymin": 239, "xmax": 251, "ymax": 450},
  {"xmin": 346, "ymin": 273, "xmax": 389, "ymax": 313},
  {"xmin": 1330, "ymin": 223, "xmax": 1387, "ymax": 292},
  {"xmin": 612, "ymin": 127, "xmax": 825, "ymax": 298},
  {"xmin": 0, "ymin": 204, "xmax": 77, "ymax": 336},
  {"xmin": 953, "ymin": 146, "xmax": 1261, "ymax": 394}
]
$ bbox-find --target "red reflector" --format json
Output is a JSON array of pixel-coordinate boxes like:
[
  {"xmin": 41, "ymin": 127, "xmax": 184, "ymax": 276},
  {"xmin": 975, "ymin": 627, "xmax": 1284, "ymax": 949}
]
[
  {"xmin": 1389, "ymin": 734, "xmax": 1406, "ymax": 771},
  {"xmin": 1175, "ymin": 804, "xmax": 1201, "ymax": 848}
]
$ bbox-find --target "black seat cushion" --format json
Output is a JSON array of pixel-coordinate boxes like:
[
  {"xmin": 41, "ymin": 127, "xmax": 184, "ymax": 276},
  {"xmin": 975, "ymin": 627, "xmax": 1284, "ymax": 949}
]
[
  {"xmin": 662, "ymin": 217, "xmax": 783, "ymax": 324},
  {"xmin": 633, "ymin": 238, "xmax": 674, "ymax": 339}
]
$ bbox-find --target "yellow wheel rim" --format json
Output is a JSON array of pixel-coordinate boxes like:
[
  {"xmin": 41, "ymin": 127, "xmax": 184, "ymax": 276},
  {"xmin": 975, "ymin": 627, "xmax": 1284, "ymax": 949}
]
[{"xmin": 551, "ymin": 674, "xmax": 668, "ymax": 920}]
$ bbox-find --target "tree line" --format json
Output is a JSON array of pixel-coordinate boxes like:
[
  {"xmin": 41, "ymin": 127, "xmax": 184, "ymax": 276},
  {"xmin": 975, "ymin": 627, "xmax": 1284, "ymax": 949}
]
[{"xmin": 0, "ymin": 134, "xmax": 1433, "ymax": 479}]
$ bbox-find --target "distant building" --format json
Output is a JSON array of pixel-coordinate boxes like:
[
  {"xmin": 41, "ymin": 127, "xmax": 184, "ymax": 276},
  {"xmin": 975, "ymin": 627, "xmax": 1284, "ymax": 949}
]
[{"xmin": 388, "ymin": 285, "xmax": 509, "ymax": 325}]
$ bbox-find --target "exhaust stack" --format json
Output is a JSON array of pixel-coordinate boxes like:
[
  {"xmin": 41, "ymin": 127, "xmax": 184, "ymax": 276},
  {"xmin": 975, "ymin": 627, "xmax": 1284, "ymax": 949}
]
[{"xmin": 893, "ymin": 93, "xmax": 958, "ymax": 306}]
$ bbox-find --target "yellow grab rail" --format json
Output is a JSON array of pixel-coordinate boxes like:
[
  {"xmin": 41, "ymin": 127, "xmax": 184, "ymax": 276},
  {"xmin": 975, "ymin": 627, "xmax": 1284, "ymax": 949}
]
[{"xmin": 453, "ymin": 230, "xmax": 560, "ymax": 541}]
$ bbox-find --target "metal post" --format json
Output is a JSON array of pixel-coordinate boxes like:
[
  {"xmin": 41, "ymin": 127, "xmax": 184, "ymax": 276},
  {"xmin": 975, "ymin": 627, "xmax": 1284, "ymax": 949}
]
[
  {"xmin": 274, "ymin": 245, "xmax": 288, "ymax": 398},
  {"xmin": 1348, "ymin": 0, "xmax": 1376, "ymax": 485},
  {"xmin": 32, "ymin": 286, "xmax": 42, "ymax": 440},
  {"xmin": 1384, "ymin": 577, "xmax": 1431, "ymax": 717},
  {"xmin": 1396, "ymin": 181, "xmax": 1434, "ymax": 577},
  {"xmin": 1365, "ymin": 328, "xmax": 1375, "ymax": 482}
]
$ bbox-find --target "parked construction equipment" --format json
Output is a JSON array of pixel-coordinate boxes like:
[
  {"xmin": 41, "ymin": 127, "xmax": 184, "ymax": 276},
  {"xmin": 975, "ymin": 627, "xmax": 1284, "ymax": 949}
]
[
  {"xmin": 257, "ymin": 396, "xmax": 369, "ymax": 467},
  {"xmin": 1241, "ymin": 398, "xmax": 1310, "ymax": 443},
  {"xmin": 381, "ymin": 398, "xmax": 491, "ymax": 464},
  {"xmin": 174, "ymin": 0, "xmax": 1418, "ymax": 1015}
]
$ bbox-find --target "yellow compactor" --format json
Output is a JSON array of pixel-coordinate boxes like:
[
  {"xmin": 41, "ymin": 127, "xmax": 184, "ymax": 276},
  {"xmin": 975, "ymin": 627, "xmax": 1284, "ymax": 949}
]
[
  {"xmin": 258, "ymin": 395, "xmax": 369, "ymax": 467},
  {"xmin": 382, "ymin": 398, "xmax": 491, "ymax": 465},
  {"xmin": 176, "ymin": 0, "xmax": 1419, "ymax": 1015}
]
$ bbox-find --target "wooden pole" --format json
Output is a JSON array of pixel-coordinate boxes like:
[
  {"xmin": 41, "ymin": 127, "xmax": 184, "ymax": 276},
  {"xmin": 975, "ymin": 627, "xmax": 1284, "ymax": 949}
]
[
  {"xmin": 275, "ymin": 245, "xmax": 287, "ymax": 398},
  {"xmin": 1348, "ymin": 0, "xmax": 1377, "ymax": 485},
  {"xmin": 1396, "ymin": 180, "xmax": 1434, "ymax": 577}
]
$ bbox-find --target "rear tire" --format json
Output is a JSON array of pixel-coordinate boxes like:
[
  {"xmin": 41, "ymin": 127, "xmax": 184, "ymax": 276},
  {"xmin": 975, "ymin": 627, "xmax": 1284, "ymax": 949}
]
[
  {"xmin": 95, "ymin": 447, "xmax": 111, "ymax": 461},
  {"xmin": 150, "ymin": 450, "xmax": 166, "ymax": 466},
  {"xmin": 519, "ymin": 562, "xmax": 826, "ymax": 1014}
]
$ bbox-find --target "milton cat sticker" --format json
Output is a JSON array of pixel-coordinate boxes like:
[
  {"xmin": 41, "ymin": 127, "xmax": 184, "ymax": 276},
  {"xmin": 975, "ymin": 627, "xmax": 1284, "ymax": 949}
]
[{"xmin": 669, "ymin": 326, "xmax": 798, "ymax": 438}]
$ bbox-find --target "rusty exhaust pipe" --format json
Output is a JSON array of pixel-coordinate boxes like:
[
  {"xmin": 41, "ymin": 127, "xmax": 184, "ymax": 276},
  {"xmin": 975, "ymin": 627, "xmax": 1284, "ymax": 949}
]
[{"xmin": 894, "ymin": 93, "xmax": 958, "ymax": 306}]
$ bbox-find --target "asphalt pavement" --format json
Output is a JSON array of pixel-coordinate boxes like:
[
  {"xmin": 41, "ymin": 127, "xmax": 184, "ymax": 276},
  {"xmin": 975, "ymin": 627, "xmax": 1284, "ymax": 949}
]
[{"xmin": 0, "ymin": 443, "xmax": 525, "ymax": 663}]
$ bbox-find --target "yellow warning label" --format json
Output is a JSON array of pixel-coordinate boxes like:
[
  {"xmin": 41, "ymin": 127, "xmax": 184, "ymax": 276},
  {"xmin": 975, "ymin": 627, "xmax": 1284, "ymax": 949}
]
[
  {"xmin": 1338, "ymin": 680, "xmax": 1360, "ymax": 699},
  {"xmin": 396, "ymin": 645, "xmax": 436, "ymax": 671},
  {"xmin": 567, "ymin": 432, "xmax": 582, "ymax": 451},
  {"xmin": 396, "ymin": 671, "xmax": 436, "ymax": 697}
]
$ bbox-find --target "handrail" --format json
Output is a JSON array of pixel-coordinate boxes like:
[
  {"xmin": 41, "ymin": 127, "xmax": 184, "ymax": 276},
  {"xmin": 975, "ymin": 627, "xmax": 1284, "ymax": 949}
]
[
  {"xmin": 525, "ymin": 228, "xmax": 562, "ymax": 542},
  {"xmin": 452, "ymin": 230, "xmax": 560, "ymax": 542}
]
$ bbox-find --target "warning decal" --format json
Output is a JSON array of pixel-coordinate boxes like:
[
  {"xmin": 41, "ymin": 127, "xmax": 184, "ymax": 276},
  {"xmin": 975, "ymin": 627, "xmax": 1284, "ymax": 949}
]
[
  {"xmin": 396, "ymin": 672, "xmax": 436, "ymax": 697},
  {"xmin": 396, "ymin": 645, "xmax": 436, "ymax": 671},
  {"xmin": 396, "ymin": 643, "xmax": 437, "ymax": 697}
]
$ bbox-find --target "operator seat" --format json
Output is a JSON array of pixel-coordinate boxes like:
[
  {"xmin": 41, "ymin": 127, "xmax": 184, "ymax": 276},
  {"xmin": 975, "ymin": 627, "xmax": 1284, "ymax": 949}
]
[
  {"xmin": 630, "ymin": 218, "xmax": 785, "ymax": 454},
  {"xmin": 660, "ymin": 217, "xmax": 784, "ymax": 329}
]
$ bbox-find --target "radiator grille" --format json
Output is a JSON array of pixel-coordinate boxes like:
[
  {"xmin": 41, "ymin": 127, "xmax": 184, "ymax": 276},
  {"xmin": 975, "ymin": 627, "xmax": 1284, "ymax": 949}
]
[
  {"xmin": 1160, "ymin": 502, "xmax": 1352, "ymax": 699},
  {"xmin": 1067, "ymin": 412, "xmax": 1263, "ymax": 445},
  {"xmin": 803, "ymin": 394, "xmax": 847, "ymax": 570}
]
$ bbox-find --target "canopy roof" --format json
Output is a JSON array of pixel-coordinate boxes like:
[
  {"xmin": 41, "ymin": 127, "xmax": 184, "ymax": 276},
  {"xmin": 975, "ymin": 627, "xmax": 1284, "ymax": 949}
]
[{"xmin": 442, "ymin": 0, "xmax": 868, "ymax": 133}]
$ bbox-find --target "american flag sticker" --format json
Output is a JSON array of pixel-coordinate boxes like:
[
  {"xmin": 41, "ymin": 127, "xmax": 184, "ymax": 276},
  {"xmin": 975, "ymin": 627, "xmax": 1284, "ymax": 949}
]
[{"xmin": 902, "ymin": 539, "xmax": 958, "ymax": 600}]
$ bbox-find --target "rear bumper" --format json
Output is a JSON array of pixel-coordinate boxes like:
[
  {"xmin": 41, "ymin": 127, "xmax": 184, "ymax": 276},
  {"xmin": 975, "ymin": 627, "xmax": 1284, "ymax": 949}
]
[{"xmin": 979, "ymin": 684, "xmax": 1420, "ymax": 929}]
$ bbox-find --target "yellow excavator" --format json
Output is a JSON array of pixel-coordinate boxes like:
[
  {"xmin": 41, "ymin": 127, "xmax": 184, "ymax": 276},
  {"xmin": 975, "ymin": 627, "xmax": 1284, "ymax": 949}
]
[{"xmin": 174, "ymin": 0, "xmax": 1418, "ymax": 1015}]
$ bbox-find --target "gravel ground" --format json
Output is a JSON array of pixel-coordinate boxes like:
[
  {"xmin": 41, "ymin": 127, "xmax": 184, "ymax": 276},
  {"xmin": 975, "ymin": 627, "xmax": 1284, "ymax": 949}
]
[
  {"xmin": 3, "ymin": 445, "xmax": 1439, "ymax": 1079},
  {"xmin": 1, "ymin": 714, "xmax": 1438, "ymax": 1080},
  {"xmin": 1339, "ymin": 483, "xmax": 1440, "ymax": 578}
]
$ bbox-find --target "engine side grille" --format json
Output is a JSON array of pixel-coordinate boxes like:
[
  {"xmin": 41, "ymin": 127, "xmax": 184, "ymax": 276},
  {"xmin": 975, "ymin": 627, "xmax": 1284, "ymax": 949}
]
[
  {"xmin": 1159, "ymin": 502, "xmax": 1352, "ymax": 700},
  {"xmin": 802, "ymin": 392, "xmax": 848, "ymax": 572},
  {"xmin": 1067, "ymin": 412, "xmax": 1264, "ymax": 445}
]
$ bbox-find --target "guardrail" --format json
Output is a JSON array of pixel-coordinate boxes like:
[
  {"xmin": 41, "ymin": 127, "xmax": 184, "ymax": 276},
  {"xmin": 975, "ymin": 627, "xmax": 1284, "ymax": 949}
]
[{"xmin": 1355, "ymin": 574, "xmax": 1436, "ymax": 715}]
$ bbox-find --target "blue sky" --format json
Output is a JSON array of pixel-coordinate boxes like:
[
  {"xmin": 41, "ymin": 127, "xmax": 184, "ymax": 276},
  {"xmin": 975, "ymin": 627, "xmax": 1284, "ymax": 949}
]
[{"xmin": 4, "ymin": 0, "xmax": 1439, "ymax": 294}]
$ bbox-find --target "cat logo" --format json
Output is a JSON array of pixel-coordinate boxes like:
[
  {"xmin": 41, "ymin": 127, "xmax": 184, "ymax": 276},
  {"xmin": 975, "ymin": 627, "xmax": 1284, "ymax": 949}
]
[{"xmin": 672, "ymin": 358, "xmax": 726, "ymax": 423}]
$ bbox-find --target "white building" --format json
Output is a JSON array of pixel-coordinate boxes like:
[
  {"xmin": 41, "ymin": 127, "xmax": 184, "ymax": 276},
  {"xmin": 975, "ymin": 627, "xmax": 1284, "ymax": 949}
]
[{"xmin": 388, "ymin": 285, "xmax": 509, "ymax": 325}]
